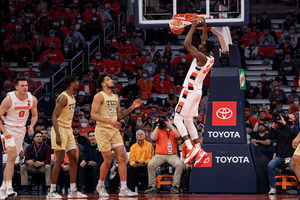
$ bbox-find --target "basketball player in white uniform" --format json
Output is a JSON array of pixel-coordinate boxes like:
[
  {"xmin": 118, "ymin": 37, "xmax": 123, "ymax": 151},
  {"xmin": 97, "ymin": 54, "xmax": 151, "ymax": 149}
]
[
  {"xmin": 174, "ymin": 18, "xmax": 214, "ymax": 167},
  {"xmin": 0, "ymin": 77, "xmax": 38, "ymax": 198}
]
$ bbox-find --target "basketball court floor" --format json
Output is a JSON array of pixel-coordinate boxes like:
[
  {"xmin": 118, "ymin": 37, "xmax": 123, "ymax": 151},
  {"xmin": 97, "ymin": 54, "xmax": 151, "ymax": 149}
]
[{"xmin": 8, "ymin": 194, "xmax": 300, "ymax": 200}]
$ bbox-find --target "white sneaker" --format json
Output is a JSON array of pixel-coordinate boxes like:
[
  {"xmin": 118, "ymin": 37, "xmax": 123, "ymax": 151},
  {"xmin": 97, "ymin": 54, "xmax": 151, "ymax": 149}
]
[
  {"xmin": 119, "ymin": 186, "xmax": 138, "ymax": 196},
  {"xmin": 6, "ymin": 188, "xmax": 17, "ymax": 198},
  {"xmin": 0, "ymin": 189, "xmax": 6, "ymax": 200},
  {"xmin": 96, "ymin": 183, "xmax": 109, "ymax": 197},
  {"xmin": 46, "ymin": 190, "xmax": 62, "ymax": 199},
  {"xmin": 67, "ymin": 188, "xmax": 87, "ymax": 198},
  {"xmin": 0, "ymin": 189, "xmax": 7, "ymax": 199},
  {"xmin": 268, "ymin": 188, "xmax": 276, "ymax": 195}
]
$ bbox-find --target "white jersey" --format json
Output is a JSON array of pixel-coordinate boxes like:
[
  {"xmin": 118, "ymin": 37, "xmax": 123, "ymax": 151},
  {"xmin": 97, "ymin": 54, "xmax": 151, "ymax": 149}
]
[
  {"xmin": 1, "ymin": 91, "xmax": 33, "ymax": 127},
  {"xmin": 182, "ymin": 56, "xmax": 214, "ymax": 91}
]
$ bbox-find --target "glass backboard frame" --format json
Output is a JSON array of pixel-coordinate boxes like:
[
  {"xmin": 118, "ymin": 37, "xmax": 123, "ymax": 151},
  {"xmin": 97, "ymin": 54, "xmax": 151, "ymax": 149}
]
[{"xmin": 134, "ymin": 0, "xmax": 249, "ymax": 28}]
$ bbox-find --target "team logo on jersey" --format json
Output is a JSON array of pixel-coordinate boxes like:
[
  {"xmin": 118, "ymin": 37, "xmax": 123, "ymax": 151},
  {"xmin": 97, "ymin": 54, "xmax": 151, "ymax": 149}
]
[
  {"xmin": 197, "ymin": 152, "xmax": 212, "ymax": 168},
  {"xmin": 212, "ymin": 101, "xmax": 236, "ymax": 126}
]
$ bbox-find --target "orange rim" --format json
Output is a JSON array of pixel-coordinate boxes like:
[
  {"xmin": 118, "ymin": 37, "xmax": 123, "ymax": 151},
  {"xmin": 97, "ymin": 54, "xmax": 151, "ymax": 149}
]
[{"xmin": 173, "ymin": 13, "xmax": 202, "ymax": 22}]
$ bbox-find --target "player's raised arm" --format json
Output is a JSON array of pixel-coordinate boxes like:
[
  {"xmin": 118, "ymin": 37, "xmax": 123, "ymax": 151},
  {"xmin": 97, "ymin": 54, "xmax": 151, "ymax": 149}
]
[
  {"xmin": 201, "ymin": 17, "xmax": 208, "ymax": 42},
  {"xmin": 28, "ymin": 96, "xmax": 38, "ymax": 134},
  {"xmin": 184, "ymin": 18, "xmax": 208, "ymax": 64},
  {"xmin": 0, "ymin": 96, "xmax": 12, "ymax": 138},
  {"xmin": 52, "ymin": 95, "xmax": 68, "ymax": 146},
  {"xmin": 117, "ymin": 97, "xmax": 142, "ymax": 120}
]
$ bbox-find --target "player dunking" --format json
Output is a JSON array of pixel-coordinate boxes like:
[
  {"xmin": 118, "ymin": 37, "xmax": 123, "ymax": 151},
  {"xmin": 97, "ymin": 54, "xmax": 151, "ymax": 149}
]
[
  {"xmin": 0, "ymin": 77, "xmax": 38, "ymax": 199},
  {"xmin": 174, "ymin": 18, "xmax": 214, "ymax": 167},
  {"xmin": 47, "ymin": 76, "xmax": 86, "ymax": 199},
  {"xmin": 91, "ymin": 74, "xmax": 141, "ymax": 197}
]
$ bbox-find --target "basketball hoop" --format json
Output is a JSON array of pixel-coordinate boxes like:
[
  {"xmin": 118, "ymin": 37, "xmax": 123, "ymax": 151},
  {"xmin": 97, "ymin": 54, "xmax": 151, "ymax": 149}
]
[{"xmin": 169, "ymin": 13, "xmax": 212, "ymax": 35}]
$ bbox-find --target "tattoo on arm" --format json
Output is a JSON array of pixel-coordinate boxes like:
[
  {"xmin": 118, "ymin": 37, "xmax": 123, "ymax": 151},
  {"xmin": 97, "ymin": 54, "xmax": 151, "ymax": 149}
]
[{"xmin": 120, "ymin": 106, "xmax": 133, "ymax": 118}]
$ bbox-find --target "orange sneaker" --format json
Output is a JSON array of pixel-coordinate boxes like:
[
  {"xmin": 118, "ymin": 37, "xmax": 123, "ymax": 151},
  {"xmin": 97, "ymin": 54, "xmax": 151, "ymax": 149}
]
[
  {"xmin": 184, "ymin": 147, "xmax": 199, "ymax": 164},
  {"xmin": 194, "ymin": 150, "xmax": 208, "ymax": 167}
]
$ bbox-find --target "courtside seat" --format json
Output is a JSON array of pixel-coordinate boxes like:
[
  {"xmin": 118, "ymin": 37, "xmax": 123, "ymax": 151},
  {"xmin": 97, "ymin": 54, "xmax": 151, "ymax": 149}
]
[{"xmin": 275, "ymin": 164, "xmax": 299, "ymax": 192}]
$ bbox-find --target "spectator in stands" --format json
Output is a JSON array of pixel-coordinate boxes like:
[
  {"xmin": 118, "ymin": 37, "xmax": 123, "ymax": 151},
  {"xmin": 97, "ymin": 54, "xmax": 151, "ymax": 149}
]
[
  {"xmin": 258, "ymin": 12, "xmax": 271, "ymax": 31},
  {"xmin": 279, "ymin": 36, "xmax": 294, "ymax": 55},
  {"xmin": 98, "ymin": 4, "xmax": 113, "ymax": 28},
  {"xmin": 1, "ymin": 40, "xmax": 16, "ymax": 62},
  {"xmin": 248, "ymin": 16, "xmax": 258, "ymax": 33},
  {"xmin": 142, "ymin": 55, "xmax": 156, "ymax": 77},
  {"xmin": 241, "ymin": 27, "xmax": 257, "ymax": 47},
  {"xmin": 64, "ymin": 28, "xmax": 80, "ymax": 49},
  {"xmin": 269, "ymin": 86, "xmax": 287, "ymax": 104},
  {"xmin": 162, "ymin": 44, "xmax": 174, "ymax": 63},
  {"xmin": 153, "ymin": 74, "xmax": 171, "ymax": 94},
  {"xmin": 245, "ymin": 107, "xmax": 257, "ymax": 128},
  {"xmin": 267, "ymin": 113, "xmax": 297, "ymax": 195},
  {"xmin": 41, "ymin": 128, "xmax": 51, "ymax": 147},
  {"xmin": 0, "ymin": 89, "xmax": 7, "ymax": 104},
  {"xmin": 259, "ymin": 29, "xmax": 275, "ymax": 46},
  {"xmin": 280, "ymin": 54, "xmax": 297, "ymax": 75},
  {"xmin": 153, "ymin": 67, "xmax": 171, "ymax": 83},
  {"xmin": 32, "ymin": 42, "xmax": 45, "ymax": 62},
  {"xmin": 104, "ymin": 53, "xmax": 122, "ymax": 76},
  {"xmin": 6, "ymin": 16, "xmax": 17, "ymax": 35},
  {"xmin": 288, "ymin": 26, "xmax": 298, "ymax": 47},
  {"xmin": 119, "ymin": 118, "xmax": 132, "ymax": 142},
  {"xmin": 288, "ymin": 86, "xmax": 300, "ymax": 101},
  {"xmin": 17, "ymin": 41, "xmax": 32, "ymax": 67},
  {"xmin": 131, "ymin": 30, "xmax": 144, "ymax": 50},
  {"xmin": 45, "ymin": 29, "xmax": 61, "ymax": 49},
  {"xmin": 250, "ymin": 123, "xmax": 271, "ymax": 148},
  {"xmin": 172, "ymin": 53, "xmax": 192, "ymax": 74},
  {"xmin": 275, "ymin": 69, "xmax": 288, "ymax": 87},
  {"xmin": 282, "ymin": 12, "xmax": 296, "ymax": 33},
  {"xmin": 127, "ymin": 130, "xmax": 154, "ymax": 192},
  {"xmin": 111, "ymin": 36, "xmax": 122, "ymax": 52},
  {"xmin": 24, "ymin": 0, "xmax": 36, "ymax": 13},
  {"xmin": 70, "ymin": 24, "xmax": 85, "ymax": 49},
  {"xmin": 87, "ymin": 14, "xmax": 102, "ymax": 38},
  {"xmin": 38, "ymin": 41, "xmax": 64, "ymax": 77},
  {"xmin": 105, "ymin": 0, "xmax": 120, "ymax": 19},
  {"xmin": 112, "ymin": 76, "xmax": 122, "ymax": 94},
  {"xmin": 101, "ymin": 39, "xmax": 118, "ymax": 59},
  {"xmin": 23, "ymin": 72, "xmax": 37, "ymax": 93},
  {"xmin": 244, "ymin": 39, "xmax": 259, "ymax": 60},
  {"xmin": 272, "ymin": 49, "xmax": 285, "ymax": 71},
  {"xmin": 137, "ymin": 69, "xmax": 152, "ymax": 94},
  {"xmin": 145, "ymin": 92, "xmax": 164, "ymax": 109},
  {"xmin": 79, "ymin": 118, "xmax": 90, "ymax": 138},
  {"xmin": 79, "ymin": 75, "xmax": 94, "ymax": 97},
  {"xmin": 144, "ymin": 116, "xmax": 183, "ymax": 194},
  {"xmin": 174, "ymin": 65, "xmax": 185, "ymax": 86},
  {"xmin": 122, "ymin": 75, "xmax": 140, "ymax": 99},
  {"xmin": 289, "ymin": 97, "xmax": 299, "ymax": 114},
  {"xmin": 258, "ymin": 39, "xmax": 275, "ymax": 59},
  {"xmin": 11, "ymin": 25, "xmax": 26, "ymax": 45},
  {"xmin": 79, "ymin": 131, "xmax": 104, "ymax": 193},
  {"xmin": 155, "ymin": 55, "xmax": 173, "ymax": 75},
  {"xmin": 145, "ymin": 42, "xmax": 161, "ymax": 65},
  {"xmin": 92, "ymin": 52, "xmax": 106, "ymax": 72},
  {"xmin": 164, "ymin": 88, "xmax": 178, "ymax": 109},
  {"xmin": 252, "ymin": 81, "xmax": 268, "ymax": 99},
  {"xmin": 73, "ymin": 125, "xmax": 88, "ymax": 147},
  {"xmin": 20, "ymin": 131, "xmax": 51, "ymax": 193},
  {"xmin": 124, "ymin": 54, "xmax": 137, "ymax": 76},
  {"xmin": 38, "ymin": 93, "xmax": 55, "ymax": 118}
]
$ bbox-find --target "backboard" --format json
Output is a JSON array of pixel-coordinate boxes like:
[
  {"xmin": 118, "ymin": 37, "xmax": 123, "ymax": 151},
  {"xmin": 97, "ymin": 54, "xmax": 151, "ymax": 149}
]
[{"xmin": 134, "ymin": 0, "xmax": 249, "ymax": 28}]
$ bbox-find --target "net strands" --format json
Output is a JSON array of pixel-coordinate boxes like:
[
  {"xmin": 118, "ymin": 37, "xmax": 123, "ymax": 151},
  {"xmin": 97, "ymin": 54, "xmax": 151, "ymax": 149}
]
[{"xmin": 169, "ymin": 13, "xmax": 210, "ymax": 35}]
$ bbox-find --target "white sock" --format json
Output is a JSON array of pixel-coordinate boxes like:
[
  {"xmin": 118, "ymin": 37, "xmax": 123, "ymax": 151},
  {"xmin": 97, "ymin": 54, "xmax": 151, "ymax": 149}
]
[
  {"xmin": 99, "ymin": 180, "xmax": 105, "ymax": 187},
  {"xmin": 1, "ymin": 181, "xmax": 6, "ymax": 190},
  {"xmin": 6, "ymin": 181, "xmax": 12, "ymax": 189},
  {"xmin": 121, "ymin": 181, "xmax": 126, "ymax": 189},
  {"xmin": 50, "ymin": 184, "xmax": 56, "ymax": 192},
  {"xmin": 185, "ymin": 139, "xmax": 193, "ymax": 150},
  {"xmin": 70, "ymin": 183, "xmax": 76, "ymax": 191}
]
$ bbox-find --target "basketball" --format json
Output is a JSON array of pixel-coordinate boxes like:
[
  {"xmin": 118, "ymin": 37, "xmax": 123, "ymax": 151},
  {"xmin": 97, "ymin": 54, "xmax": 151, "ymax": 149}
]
[{"xmin": 170, "ymin": 20, "xmax": 185, "ymax": 35}]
